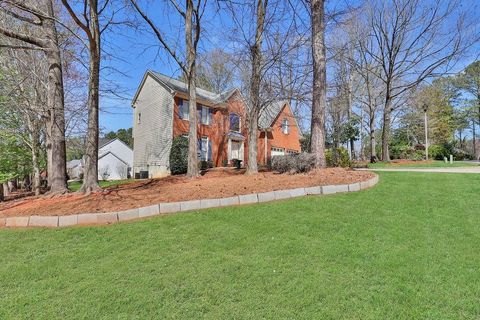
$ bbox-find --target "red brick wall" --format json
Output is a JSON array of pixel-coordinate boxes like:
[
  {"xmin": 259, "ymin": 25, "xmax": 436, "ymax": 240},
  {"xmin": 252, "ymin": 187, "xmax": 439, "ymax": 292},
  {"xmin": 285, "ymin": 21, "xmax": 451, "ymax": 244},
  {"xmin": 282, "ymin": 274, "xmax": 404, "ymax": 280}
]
[
  {"xmin": 172, "ymin": 96, "xmax": 300, "ymax": 167},
  {"xmin": 172, "ymin": 93, "xmax": 247, "ymax": 167},
  {"xmin": 257, "ymin": 103, "xmax": 302, "ymax": 164}
]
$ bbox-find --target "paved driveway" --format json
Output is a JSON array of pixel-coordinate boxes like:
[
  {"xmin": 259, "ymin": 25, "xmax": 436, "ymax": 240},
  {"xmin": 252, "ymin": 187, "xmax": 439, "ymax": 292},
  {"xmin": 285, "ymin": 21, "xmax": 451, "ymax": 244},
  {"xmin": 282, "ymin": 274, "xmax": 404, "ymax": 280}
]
[{"xmin": 357, "ymin": 167, "xmax": 480, "ymax": 174}]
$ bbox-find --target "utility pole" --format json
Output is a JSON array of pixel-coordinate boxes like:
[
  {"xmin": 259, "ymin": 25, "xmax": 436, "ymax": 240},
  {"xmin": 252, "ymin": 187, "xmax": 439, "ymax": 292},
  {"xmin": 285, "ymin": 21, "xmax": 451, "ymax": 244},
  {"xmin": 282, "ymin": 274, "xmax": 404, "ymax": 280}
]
[{"xmin": 423, "ymin": 104, "xmax": 429, "ymax": 161}]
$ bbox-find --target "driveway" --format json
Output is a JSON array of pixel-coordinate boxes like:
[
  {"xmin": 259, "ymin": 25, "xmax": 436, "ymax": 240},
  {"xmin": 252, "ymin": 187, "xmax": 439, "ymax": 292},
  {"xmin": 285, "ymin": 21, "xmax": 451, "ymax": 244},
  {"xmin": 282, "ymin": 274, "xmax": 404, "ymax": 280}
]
[{"xmin": 357, "ymin": 167, "xmax": 480, "ymax": 174}]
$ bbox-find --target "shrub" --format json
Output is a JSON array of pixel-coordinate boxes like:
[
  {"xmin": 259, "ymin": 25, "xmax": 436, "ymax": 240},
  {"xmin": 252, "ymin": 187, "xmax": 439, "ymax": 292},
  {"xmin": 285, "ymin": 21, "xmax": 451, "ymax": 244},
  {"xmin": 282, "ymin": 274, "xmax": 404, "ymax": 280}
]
[
  {"xmin": 271, "ymin": 153, "xmax": 315, "ymax": 174},
  {"xmin": 169, "ymin": 136, "xmax": 188, "ymax": 175},
  {"xmin": 221, "ymin": 159, "xmax": 228, "ymax": 167},
  {"xmin": 428, "ymin": 144, "xmax": 449, "ymax": 160},
  {"xmin": 326, "ymin": 147, "xmax": 351, "ymax": 167}
]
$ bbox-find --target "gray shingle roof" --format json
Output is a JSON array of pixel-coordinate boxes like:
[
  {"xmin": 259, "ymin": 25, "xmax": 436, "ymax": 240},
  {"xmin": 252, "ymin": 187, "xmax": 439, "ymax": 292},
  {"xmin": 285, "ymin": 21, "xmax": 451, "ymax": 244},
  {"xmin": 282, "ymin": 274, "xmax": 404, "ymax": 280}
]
[
  {"xmin": 259, "ymin": 100, "xmax": 287, "ymax": 129},
  {"xmin": 151, "ymin": 71, "xmax": 237, "ymax": 105}
]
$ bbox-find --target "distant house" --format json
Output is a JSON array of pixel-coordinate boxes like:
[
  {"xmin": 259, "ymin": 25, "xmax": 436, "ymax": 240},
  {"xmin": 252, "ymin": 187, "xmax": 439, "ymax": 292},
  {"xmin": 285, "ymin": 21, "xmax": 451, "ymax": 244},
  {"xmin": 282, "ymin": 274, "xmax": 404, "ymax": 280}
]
[
  {"xmin": 131, "ymin": 70, "xmax": 302, "ymax": 178},
  {"xmin": 97, "ymin": 138, "xmax": 133, "ymax": 180},
  {"xmin": 66, "ymin": 138, "xmax": 133, "ymax": 181}
]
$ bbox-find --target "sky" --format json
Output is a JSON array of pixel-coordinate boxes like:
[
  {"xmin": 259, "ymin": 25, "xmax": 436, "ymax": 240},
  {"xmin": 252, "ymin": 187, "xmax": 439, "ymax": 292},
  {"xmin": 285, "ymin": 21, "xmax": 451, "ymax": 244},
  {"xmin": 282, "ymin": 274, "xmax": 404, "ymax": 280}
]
[{"xmin": 96, "ymin": 0, "xmax": 480, "ymax": 134}]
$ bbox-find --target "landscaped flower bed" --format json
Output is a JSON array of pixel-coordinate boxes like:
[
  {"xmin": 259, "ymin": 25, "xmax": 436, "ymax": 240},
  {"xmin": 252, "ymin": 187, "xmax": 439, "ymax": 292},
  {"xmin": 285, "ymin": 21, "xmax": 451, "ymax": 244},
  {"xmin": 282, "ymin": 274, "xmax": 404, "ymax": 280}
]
[{"xmin": 0, "ymin": 168, "xmax": 375, "ymax": 220}]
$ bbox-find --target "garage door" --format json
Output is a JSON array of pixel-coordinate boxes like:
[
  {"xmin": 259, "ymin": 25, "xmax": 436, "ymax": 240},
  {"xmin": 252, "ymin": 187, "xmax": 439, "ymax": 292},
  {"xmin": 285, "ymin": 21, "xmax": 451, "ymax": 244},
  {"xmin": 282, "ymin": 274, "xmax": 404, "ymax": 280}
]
[{"xmin": 271, "ymin": 147, "xmax": 285, "ymax": 157}]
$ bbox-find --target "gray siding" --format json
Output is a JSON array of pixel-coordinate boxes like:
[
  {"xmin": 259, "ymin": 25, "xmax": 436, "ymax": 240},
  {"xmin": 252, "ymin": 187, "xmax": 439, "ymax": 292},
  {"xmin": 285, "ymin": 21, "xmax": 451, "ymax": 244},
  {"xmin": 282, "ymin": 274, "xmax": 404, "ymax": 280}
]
[{"xmin": 132, "ymin": 75, "xmax": 174, "ymax": 178}]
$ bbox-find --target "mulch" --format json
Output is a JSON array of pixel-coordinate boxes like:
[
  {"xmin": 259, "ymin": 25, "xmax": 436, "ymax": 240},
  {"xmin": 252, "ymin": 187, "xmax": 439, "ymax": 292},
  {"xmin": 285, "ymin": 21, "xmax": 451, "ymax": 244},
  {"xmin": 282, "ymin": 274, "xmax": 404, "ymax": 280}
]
[{"xmin": 0, "ymin": 168, "xmax": 374, "ymax": 217}]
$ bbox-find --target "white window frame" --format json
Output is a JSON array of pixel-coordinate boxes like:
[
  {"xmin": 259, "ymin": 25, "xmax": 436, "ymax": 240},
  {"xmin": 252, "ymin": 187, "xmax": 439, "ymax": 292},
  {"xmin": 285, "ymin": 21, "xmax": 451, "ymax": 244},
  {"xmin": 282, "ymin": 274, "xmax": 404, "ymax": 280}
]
[
  {"xmin": 230, "ymin": 113, "xmax": 241, "ymax": 133},
  {"xmin": 200, "ymin": 106, "xmax": 210, "ymax": 125}
]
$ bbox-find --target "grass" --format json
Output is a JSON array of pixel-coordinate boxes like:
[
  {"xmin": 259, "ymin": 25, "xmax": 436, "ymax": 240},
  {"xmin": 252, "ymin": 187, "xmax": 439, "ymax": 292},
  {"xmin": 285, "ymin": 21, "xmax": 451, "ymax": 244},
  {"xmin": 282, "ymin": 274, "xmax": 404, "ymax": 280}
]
[
  {"xmin": 2, "ymin": 172, "xmax": 480, "ymax": 319},
  {"xmin": 68, "ymin": 179, "xmax": 133, "ymax": 191},
  {"xmin": 368, "ymin": 160, "xmax": 479, "ymax": 168}
]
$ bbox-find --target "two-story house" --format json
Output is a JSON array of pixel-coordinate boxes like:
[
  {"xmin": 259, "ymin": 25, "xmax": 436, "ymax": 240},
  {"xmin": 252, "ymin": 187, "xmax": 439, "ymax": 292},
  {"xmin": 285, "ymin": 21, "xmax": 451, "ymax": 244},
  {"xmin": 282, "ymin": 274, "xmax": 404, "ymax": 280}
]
[{"xmin": 131, "ymin": 71, "xmax": 301, "ymax": 178}]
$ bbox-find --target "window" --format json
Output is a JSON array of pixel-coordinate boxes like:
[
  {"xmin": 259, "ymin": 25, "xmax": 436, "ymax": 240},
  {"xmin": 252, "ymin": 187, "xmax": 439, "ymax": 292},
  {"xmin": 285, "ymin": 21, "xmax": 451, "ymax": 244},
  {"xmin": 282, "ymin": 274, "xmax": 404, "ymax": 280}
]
[
  {"xmin": 137, "ymin": 112, "xmax": 142, "ymax": 124},
  {"xmin": 287, "ymin": 149, "xmax": 298, "ymax": 155},
  {"xmin": 198, "ymin": 136, "xmax": 212, "ymax": 161},
  {"xmin": 271, "ymin": 147, "xmax": 286, "ymax": 157},
  {"xmin": 179, "ymin": 99, "xmax": 189, "ymax": 120},
  {"xmin": 282, "ymin": 118, "xmax": 289, "ymax": 134},
  {"xmin": 230, "ymin": 113, "xmax": 240, "ymax": 132},
  {"xmin": 197, "ymin": 105, "xmax": 211, "ymax": 125}
]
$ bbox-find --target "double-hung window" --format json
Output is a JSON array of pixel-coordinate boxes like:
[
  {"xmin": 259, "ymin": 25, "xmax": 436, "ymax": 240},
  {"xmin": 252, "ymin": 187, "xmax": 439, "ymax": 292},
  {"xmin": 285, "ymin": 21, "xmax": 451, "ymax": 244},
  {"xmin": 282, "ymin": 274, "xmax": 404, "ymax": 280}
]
[
  {"xmin": 230, "ymin": 113, "xmax": 240, "ymax": 132},
  {"xmin": 197, "ymin": 105, "xmax": 211, "ymax": 125},
  {"xmin": 197, "ymin": 136, "xmax": 212, "ymax": 161},
  {"xmin": 178, "ymin": 99, "xmax": 190, "ymax": 120}
]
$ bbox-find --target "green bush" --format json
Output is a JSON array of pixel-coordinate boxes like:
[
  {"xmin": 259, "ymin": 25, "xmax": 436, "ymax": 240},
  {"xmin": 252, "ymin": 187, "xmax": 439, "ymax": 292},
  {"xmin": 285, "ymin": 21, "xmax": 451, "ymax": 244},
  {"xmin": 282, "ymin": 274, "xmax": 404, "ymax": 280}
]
[
  {"xmin": 428, "ymin": 144, "xmax": 449, "ymax": 160},
  {"xmin": 169, "ymin": 136, "xmax": 189, "ymax": 175},
  {"xmin": 326, "ymin": 147, "xmax": 351, "ymax": 167}
]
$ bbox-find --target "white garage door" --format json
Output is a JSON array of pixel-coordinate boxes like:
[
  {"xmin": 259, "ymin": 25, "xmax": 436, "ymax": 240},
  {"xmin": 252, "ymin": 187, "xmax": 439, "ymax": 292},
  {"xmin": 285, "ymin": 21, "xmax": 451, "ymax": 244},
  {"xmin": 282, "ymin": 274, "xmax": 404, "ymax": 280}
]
[{"xmin": 271, "ymin": 147, "xmax": 285, "ymax": 157}]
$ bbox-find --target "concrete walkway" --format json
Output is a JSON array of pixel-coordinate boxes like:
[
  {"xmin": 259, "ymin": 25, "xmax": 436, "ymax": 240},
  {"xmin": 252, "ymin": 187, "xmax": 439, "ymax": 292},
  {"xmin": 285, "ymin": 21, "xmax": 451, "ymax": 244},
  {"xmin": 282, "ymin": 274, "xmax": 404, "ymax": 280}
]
[{"xmin": 357, "ymin": 167, "xmax": 480, "ymax": 174}]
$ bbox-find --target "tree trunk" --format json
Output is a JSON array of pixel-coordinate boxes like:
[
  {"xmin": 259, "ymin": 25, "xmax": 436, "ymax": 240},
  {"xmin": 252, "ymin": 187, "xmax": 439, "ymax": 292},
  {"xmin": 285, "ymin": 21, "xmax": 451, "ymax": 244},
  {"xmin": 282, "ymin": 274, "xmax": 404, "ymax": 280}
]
[
  {"xmin": 381, "ymin": 97, "xmax": 392, "ymax": 161},
  {"xmin": 369, "ymin": 113, "xmax": 377, "ymax": 163},
  {"xmin": 0, "ymin": 183, "xmax": 3, "ymax": 202},
  {"xmin": 31, "ymin": 128, "xmax": 42, "ymax": 196},
  {"xmin": 246, "ymin": 0, "xmax": 266, "ymax": 175},
  {"xmin": 44, "ymin": 0, "xmax": 68, "ymax": 193},
  {"xmin": 310, "ymin": 0, "xmax": 327, "ymax": 168},
  {"xmin": 80, "ymin": 2, "xmax": 101, "ymax": 193},
  {"xmin": 186, "ymin": 0, "xmax": 199, "ymax": 178}
]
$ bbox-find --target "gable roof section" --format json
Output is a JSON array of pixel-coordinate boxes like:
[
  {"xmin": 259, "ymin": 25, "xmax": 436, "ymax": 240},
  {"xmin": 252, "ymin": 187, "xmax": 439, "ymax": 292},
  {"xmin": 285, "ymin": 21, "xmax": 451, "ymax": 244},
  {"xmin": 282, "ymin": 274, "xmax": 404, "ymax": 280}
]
[
  {"xmin": 131, "ymin": 70, "xmax": 239, "ymax": 107},
  {"xmin": 99, "ymin": 138, "xmax": 133, "ymax": 152},
  {"xmin": 259, "ymin": 101, "xmax": 303, "ymax": 136},
  {"xmin": 98, "ymin": 151, "xmax": 129, "ymax": 166}
]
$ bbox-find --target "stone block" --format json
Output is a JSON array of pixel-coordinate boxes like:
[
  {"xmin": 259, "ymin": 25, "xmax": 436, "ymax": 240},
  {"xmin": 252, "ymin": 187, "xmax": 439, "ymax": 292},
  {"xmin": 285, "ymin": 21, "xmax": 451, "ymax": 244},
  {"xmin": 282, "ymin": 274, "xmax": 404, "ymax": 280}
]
[
  {"xmin": 97, "ymin": 212, "xmax": 118, "ymax": 224},
  {"xmin": 323, "ymin": 184, "xmax": 349, "ymax": 195},
  {"xmin": 290, "ymin": 188, "xmax": 306, "ymax": 198},
  {"xmin": 180, "ymin": 200, "xmax": 202, "ymax": 212},
  {"xmin": 239, "ymin": 193, "xmax": 258, "ymax": 205},
  {"xmin": 59, "ymin": 215, "xmax": 78, "ymax": 227},
  {"xmin": 304, "ymin": 186, "xmax": 322, "ymax": 195},
  {"xmin": 6, "ymin": 216, "xmax": 29, "ymax": 227},
  {"xmin": 138, "ymin": 205, "xmax": 160, "ymax": 218},
  {"xmin": 274, "ymin": 189, "xmax": 291, "ymax": 200},
  {"xmin": 257, "ymin": 191, "xmax": 275, "ymax": 203},
  {"xmin": 219, "ymin": 196, "xmax": 239, "ymax": 207},
  {"xmin": 160, "ymin": 202, "xmax": 181, "ymax": 214},
  {"xmin": 77, "ymin": 213, "xmax": 99, "ymax": 225},
  {"xmin": 28, "ymin": 215, "xmax": 58, "ymax": 227},
  {"xmin": 118, "ymin": 208, "xmax": 139, "ymax": 222},
  {"xmin": 348, "ymin": 183, "xmax": 361, "ymax": 192},
  {"xmin": 201, "ymin": 198, "xmax": 221, "ymax": 209}
]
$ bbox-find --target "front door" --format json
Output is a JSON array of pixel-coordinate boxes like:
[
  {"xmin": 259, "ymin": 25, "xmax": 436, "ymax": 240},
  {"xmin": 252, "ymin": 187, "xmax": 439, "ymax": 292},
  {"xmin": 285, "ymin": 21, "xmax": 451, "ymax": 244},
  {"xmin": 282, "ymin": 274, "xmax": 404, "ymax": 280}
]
[{"xmin": 231, "ymin": 141, "xmax": 241, "ymax": 160}]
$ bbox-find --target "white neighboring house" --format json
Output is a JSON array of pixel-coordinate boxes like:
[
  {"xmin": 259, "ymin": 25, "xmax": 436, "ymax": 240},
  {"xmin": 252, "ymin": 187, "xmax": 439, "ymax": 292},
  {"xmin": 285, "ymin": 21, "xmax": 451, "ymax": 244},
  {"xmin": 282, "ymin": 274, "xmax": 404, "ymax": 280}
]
[
  {"xmin": 97, "ymin": 138, "xmax": 133, "ymax": 180},
  {"xmin": 66, "ymin": 159, "xmax": 83, "ymax": 180}
]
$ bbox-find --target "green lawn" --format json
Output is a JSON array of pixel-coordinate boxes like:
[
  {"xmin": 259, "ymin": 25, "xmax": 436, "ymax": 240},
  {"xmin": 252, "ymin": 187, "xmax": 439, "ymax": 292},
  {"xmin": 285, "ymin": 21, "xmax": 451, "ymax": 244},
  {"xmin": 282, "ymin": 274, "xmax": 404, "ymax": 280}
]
[
  {"xmin": 2, "ymin": 172, "xmax": 480, "ymax": 319},
  {"xmin": 368, "ymin": 160, "xmax": 479, "ymax": 168},
  {"xmin": 68, "ymin": 179, "xmax": 133, "ymax": 191}
]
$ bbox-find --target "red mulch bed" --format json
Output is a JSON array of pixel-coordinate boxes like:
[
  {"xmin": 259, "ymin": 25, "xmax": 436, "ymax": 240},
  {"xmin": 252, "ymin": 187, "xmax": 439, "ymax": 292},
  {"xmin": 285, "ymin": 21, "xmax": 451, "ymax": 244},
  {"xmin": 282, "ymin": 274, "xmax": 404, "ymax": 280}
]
[{"xmin": 0, "ymin": 168, "xmax": 374, "ymax": 217}]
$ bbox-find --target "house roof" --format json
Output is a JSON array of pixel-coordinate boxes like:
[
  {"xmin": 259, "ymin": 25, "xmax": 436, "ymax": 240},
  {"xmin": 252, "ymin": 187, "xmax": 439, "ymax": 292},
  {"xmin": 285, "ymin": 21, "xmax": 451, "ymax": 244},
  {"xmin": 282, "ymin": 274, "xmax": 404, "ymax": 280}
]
[
  {"xmin": 67, "ymin": 159, "xmax": 83, "ymax": 169},
  {"xmin": 99, "ymin": 138, "xmax": 133, "ymax": 152},
  {"xmin": 98, "ymin": 151, "xmax": 129, "ymax": 166},
  {"xmin": 259, "ymin": 100, "xmax": 303, "ymax": 136},
  {"xmin": 132, "ymin": 70, "xmax": 239, "ymax": 107}
]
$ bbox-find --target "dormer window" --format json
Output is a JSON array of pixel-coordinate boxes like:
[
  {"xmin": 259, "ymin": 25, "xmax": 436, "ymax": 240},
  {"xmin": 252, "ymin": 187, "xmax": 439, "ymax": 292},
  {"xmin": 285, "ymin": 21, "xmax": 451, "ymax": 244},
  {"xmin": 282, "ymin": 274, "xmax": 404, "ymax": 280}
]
[
  {"xmin": 282, "ymin": 118, "xmax": 289, "ymax": 134},
  {"xmin": 230, "ymin": 113, "xmax": 240, "ymax": 132}
]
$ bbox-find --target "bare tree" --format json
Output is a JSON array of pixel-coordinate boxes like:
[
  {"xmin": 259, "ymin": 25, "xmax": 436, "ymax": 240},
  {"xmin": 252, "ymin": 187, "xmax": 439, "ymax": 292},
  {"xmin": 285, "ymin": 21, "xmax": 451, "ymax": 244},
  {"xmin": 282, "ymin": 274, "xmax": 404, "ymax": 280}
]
[
  {"xmin": 130, "ymin": 0, "xmax": 206, "ymax": 178},
  {"xmin": 310, "ymin": 0, "xmax": 327, "ymax": 167},
  {"xmin": 0, "ymin": 0, "xmax": 68, "ymax": 193},
  {"xmin": 362, "ymin": 0, "xmax": 477, "ymax": 161}
]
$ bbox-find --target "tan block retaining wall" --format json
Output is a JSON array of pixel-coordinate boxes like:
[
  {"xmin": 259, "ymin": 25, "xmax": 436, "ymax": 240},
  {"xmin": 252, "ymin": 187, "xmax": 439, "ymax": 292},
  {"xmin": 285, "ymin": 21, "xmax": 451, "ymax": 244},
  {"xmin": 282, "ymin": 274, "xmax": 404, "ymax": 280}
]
[{"xmin": 0, "ymin": 175, "xmax": 379, "ymax": 229}]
